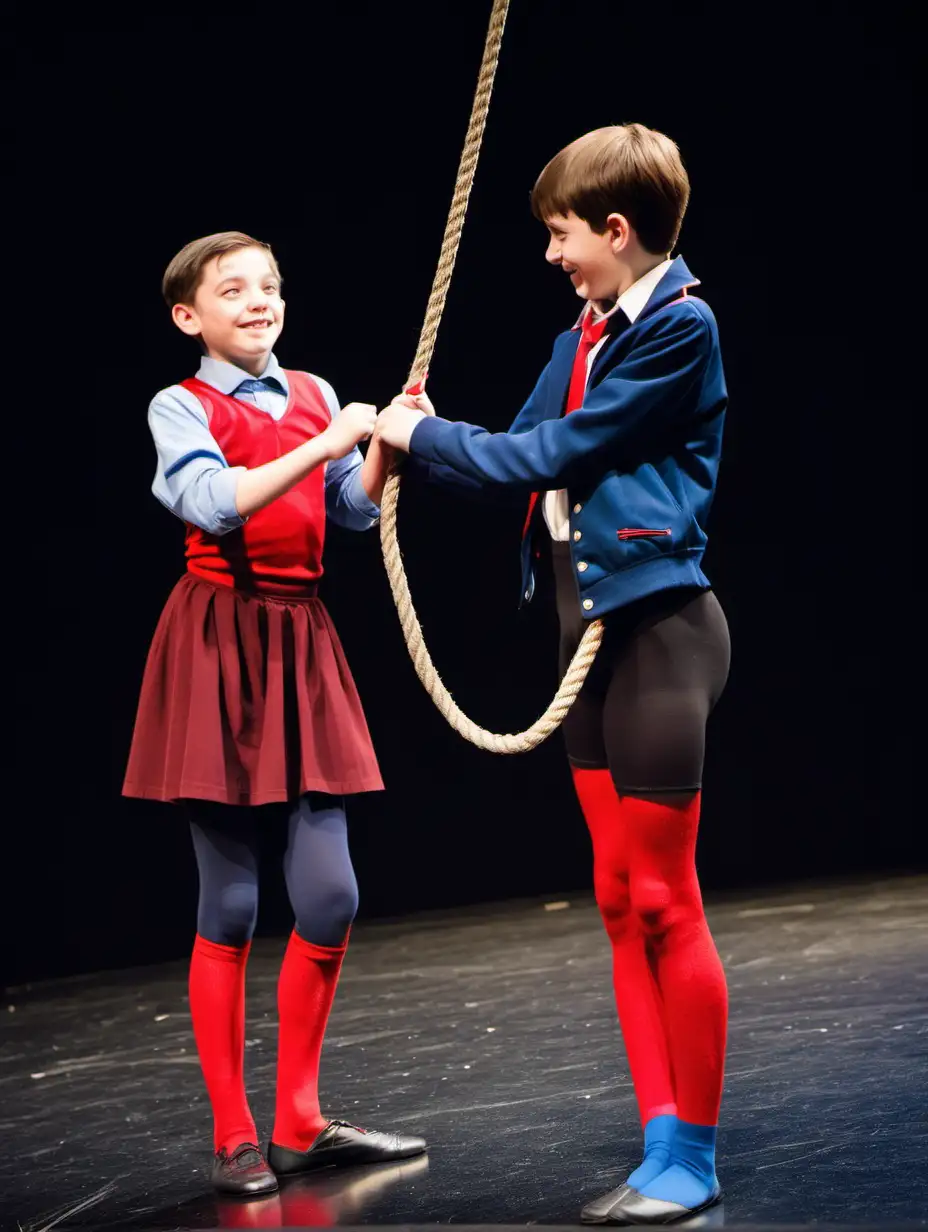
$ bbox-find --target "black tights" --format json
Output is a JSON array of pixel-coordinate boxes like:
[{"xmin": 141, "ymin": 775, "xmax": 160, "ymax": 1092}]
[{"xmin": 552, "ymin": 541, "xmax": 731, "ymax": 793}]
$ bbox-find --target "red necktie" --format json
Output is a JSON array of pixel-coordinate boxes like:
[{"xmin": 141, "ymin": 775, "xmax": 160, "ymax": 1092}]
[
  {"xmin": 522, "ymin": 311, "xmax": 610, "ymax": 539},
  {"xmin": 565, "ymin": 311, "xmax": 609, "ymax": 414}
]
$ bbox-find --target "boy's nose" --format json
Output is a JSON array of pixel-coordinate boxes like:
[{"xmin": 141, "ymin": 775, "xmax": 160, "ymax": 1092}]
[{"xmin": 545, "ymin": 240, "xmax": 562, "ymax": 265}]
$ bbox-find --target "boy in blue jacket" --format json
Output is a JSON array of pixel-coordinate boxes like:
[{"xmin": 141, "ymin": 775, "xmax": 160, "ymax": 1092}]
[{"xmin": 377, "ymin": 124, "xmax": 731, "ymax": 1225}]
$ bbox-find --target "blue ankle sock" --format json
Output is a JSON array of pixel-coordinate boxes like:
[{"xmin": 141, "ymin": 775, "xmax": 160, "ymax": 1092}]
[
  {"xmin": 626, "ymin": 1114, "xmax": 678, "ymax": 1190},
  {"xmin": 637, "ymin": 1119, "xmax": 719, "ymax": 1208}
]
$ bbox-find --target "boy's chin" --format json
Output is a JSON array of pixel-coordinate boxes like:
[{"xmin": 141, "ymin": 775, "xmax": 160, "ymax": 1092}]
[
  {"xmin": 208, "ymin": 338, "xmax": 276, "ymax": 367},
  {"xmin": 242, "ymin": 329, "xmax": 279, "ymax": 349},
  {"xmin": 235, "ymin": 333, "xmax": 279, "ymax": 358}
]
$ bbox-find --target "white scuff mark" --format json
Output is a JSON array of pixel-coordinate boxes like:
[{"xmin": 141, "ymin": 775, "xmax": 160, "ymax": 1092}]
[
  {"xmin": 737, "ymin": 903, "xmax": 815, "ymax": 918},
  {"xmin": 18, "ymin": 1177, "xmax": 121, "ymax": 1231},
  {"xmin": 385, "ymin": 1082, "xmax": 620, "ymax": 1122},
  {"xmin": 756, "ymin": 1144, "xmax": 838, "ymax": 1170}
]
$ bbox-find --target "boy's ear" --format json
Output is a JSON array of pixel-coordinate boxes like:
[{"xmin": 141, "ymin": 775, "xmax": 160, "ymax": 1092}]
[
  {"xmin": 171, "ymin": 302, "xmax": 202, "ymax": 337},
  {"xmin": 605, "ymin": 212, "xmax": 631, "ymax": 252}
]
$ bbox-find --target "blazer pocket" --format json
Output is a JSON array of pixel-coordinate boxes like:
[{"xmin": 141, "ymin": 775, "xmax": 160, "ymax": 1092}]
[{"xmin": 617, "ymin": 528, "xmax": 672, "ymax": 540}]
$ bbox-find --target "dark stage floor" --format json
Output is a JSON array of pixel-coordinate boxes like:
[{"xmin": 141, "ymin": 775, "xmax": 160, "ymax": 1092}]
[{"xmin": 3, "ymin": 875, "xmax": 926, "ymax": 1231}]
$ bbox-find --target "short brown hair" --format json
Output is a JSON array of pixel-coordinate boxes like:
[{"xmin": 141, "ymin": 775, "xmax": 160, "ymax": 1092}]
[
  {"xmin": 161, "ymin": 231, "xmax": 281, "ymax": 307},
  {"xmin": 530, "ymin": 124, "xmax": 690, "ymax": 254}
]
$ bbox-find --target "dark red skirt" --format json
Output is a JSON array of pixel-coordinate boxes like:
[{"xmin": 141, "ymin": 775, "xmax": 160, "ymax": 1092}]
[{"xmin": 123, "ymin": 574, "xmax": 383, "ymax": 805}]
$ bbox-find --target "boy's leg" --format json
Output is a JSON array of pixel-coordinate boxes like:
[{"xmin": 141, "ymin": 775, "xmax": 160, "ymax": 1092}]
[
  {"xmin": 272, "ymin": 792, "xmax": 357, "ymax": 1151},
  {"xmin": 552, "ymin": 543, "xmax": 679, "ymax": 1204},
  {"xmin": 269, "ymin": 793, "xmax": 426, "ymax": 1173},
  {"xmin": 572, "ymin": 768, "xmax": 679, "ymax": 1190},
  {"xmin": 187, "ymin": 802, "xmax": 277, "ymax": 1196},
  {"xmin": 597, "ymin": 590, "xmax": 731, "ymax": 1222}
]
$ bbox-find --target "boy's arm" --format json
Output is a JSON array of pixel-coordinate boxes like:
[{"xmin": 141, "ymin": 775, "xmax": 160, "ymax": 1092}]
[
  {"xmin": 377, "ymin": 360, "xmax": 555, "ymax": 504},
  {"xmin": 149, "ymin": 388, "xmax": 245, "ymax": 535},
  {"xmin": 311, "ymin": 375, "xmax": 383, "ymax": 530},
  {"xmin": 387, "ymin": 309, "xmax": 710, "ymax": 489},
  {"xmin": 357, "ymin": 433, "xmax": 393, "ymax": 510},
  {"xmin": 150, "ymin": 383, "xmax": 375, "ymax": 531}
]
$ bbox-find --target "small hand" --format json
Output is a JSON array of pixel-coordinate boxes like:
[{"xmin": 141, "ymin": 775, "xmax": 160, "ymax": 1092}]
[
  {"xmin": 375, "ymin": 403, "xmax": 427, "ymax": 452},
  {"xmin": 322, "ymin": 402, "xmax": 377, "ymax": 460},
  {"xmin": 394, "ymin": 390, "xmax": 436, "ymax": 416}
]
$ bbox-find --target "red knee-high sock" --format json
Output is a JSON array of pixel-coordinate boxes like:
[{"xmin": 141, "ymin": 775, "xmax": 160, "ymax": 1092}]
[
  {"xmin": 573, "ymin": 768, "xmax": 677, "ymax": 1126},
  {"xmin": 272, "ymin": 929, "xmax": 348, "ymax": 1151},
  {"xmin": 188, "ymin": 933, "xmax": 258, "ymax": 1154},
  {"xmin": 623, "ymin": 791, "xmax": 728, "ymax": 1126}
]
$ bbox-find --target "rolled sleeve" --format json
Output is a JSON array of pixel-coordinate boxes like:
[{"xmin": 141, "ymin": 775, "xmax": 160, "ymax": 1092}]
[
  {"xmin": 149, "ymin": 386, "xmax": 245, "ymax": 534},
  {"xmin": 326, "ymin": 454, "xmax": 381, "ymax": 530},
  {"xmin": 311, "ymin": 373, "xmax": 381, "ymax": 531}
]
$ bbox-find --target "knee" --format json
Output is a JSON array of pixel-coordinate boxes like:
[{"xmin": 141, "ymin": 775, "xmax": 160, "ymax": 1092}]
[
  {"xmin": 293, "ymin": 871, "xmax": 359, "ymax": 948},
  {"xmin": 629, "ymin": 875, "xmax": 700, "ymax": 944},
  {"xmin": 593, "ymin": 864, "xmax": 635, "ymax": 942},
  {"xmin": 198, "ymin": 880, "xmax": 259, "ymax": 948}
]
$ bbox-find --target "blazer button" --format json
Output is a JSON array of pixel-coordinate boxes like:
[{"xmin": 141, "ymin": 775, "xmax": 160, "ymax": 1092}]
[
  {"xmin": 573, "ymin": 530, "xmax": 582, "ymax": 542},
  {"xmin": 582, "ymin": 598, "xmax": 594, "ymax": 610},
  {"xmin": 524, "ymin": 589, "xmax": 531, "ymax": 600},
  {"xmin": 577, "ymin": 561, "xmax": 588, "ymax": 572},
  {"xmin": 573, "ymin": 503, "xmax": 583, "ymax": 514}
]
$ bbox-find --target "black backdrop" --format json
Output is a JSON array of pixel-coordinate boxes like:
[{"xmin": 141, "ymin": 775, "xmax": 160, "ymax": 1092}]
[{"xmin": 10, "ymin": 1, "xmax": 919, "ymax": 986}]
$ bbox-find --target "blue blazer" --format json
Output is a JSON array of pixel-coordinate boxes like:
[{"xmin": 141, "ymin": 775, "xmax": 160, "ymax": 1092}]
[{"xmin": 409, "ymin": 257, "xmax": 727, "ymax": 619}]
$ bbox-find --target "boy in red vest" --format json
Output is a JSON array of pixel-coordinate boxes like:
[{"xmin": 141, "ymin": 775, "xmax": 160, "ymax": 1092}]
[
  {"xmin": 377, "ymin": 124, "xmax": 730, "ymax": 1225},
  {"xmin": 124, "ymin": 232, "xmax": 426, "ymax": 1196}
]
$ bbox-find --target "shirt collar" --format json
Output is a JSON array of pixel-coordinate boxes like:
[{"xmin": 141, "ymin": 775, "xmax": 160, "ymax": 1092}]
[
  {"xmin": 573, "ymin": 257, "xmax": 675, "ymax": 331},
  {"xmin": 197, "ymin": 352, "xmax": 289, "ymax": 397}
]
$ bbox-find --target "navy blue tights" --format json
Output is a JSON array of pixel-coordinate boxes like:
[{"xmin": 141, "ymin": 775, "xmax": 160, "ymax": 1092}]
[{"xmin": 186, "ymin": 793, "xmax": 358, "ymax": 948}]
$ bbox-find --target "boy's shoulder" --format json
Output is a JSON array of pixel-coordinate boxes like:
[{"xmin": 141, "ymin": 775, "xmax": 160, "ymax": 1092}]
[
  {"xmin": 149, "ymin": 381, "xmax": 207, "ymax": 420},
  {"xmin": 646, "ymin": 294, "xmax": 719, "ymax": 346}
]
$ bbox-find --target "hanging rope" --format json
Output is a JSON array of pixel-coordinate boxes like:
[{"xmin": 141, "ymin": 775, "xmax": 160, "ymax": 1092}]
[{"xmin": 379, "ymin": 0, "xmax": 603, "ymax": 754}]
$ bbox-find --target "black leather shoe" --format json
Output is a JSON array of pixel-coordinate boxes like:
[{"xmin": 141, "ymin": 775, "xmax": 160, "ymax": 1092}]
[
  {"xmin": 210, "ymin": 1142, "xmax": 279, "ymax": 1197},
  {"xmin": 581, "ymin": 1183, "xmax": 634, "ymax": 1223},
  {"xmin": 610, "ymin": 1183, "xmax": 722, "ymax": 1224},
  {"xmin": 268, "ymin": 1119, "xmax": 427, "ymax": 1175}
]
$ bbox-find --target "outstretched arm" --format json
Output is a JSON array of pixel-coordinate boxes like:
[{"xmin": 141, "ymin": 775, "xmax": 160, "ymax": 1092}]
[{"xmin": 376, "ymin": 309, "xmax": 710, "ymax": 489}]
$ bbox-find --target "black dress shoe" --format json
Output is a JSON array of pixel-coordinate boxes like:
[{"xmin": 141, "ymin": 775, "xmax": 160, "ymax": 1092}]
[
  {"xmin": 268, "ymin": 1119, "xmax": 427, "ymax": 1175},
  {"xmin": 611, "ymin": 1183, "xmax": 722, "ymax": 1224},
  {"xmin": 581, "ymin": 1183, "xmax": 634, "ymax": 1223},
  {"xmin": 210, "ymin": 1142, "xmax": 279, "ymax": 1197}
]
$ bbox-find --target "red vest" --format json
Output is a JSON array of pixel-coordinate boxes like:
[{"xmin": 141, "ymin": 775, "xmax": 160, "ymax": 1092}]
[{"xmin": 180, "ymin": 370, "xmax": 331, "ymax": 596}]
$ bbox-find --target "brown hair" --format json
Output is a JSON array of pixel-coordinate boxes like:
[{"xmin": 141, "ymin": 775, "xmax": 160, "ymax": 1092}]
[
  {"xmin": 161, "ymin": 231, "xmax": 281, "ymax": 307},
  {"xmin": 530, "ymin": 124, "xmax": 690, "ymax": 254}
]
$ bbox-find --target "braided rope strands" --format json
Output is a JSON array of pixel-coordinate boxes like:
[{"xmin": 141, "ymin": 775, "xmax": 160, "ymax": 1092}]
[{"xmin": 379, "ymin": 0, "xmax": 604, "ymax": 753}]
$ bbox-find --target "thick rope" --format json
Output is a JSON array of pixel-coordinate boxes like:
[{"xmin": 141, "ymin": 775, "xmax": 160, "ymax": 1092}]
[{"xmin": 379, "ymin": 0, "xmax": 603, "ymax": 753}]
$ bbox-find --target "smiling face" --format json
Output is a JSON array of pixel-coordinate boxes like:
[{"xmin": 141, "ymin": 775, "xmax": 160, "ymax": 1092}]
[
  {"xmin": 543, "ymin": 210, "xmax": 632, "ymax": 306},
  {"xmin": 171, "ymin": 246, "xmax": 285, "ymax": 373}
]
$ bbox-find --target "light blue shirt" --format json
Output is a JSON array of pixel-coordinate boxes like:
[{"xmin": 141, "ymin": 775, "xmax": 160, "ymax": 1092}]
[{"xmin": 148, "ymin": 353, "xmax": 380, "ymax": 535}]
